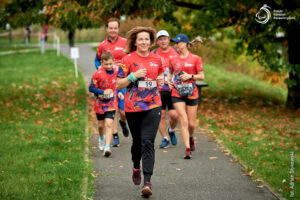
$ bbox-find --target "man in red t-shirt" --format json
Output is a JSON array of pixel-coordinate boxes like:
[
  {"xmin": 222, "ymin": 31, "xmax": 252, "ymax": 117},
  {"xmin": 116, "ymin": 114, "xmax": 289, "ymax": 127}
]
[
  {"xmin": 94, "ymin": 18, "xmax": 129, "ymax": 147},
  {"xmin": 152, "ymin": 30, "xmax": 179, "ymax": 149}
]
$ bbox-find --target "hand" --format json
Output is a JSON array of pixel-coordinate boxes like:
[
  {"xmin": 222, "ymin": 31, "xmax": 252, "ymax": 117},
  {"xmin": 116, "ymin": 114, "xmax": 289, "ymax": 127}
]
[
  {"xmin": 118, "ymin": 92, "xmax": 124, "ymax": 100},
  {"xmin": 134, "ymin": 68, "xmax": 147, "ymax": 79},
  {"xmin": 167, "ymin": 80, "xmax": 174, "ymax": 89},
  {"xmin": 104, "ymin": 89, "xmax": 113, "ymax": 99},
  {"xmin": 179, "ymin": 72, "xmax": 192, "ymax": 81},
  {"xmin": 156, "ymin": 75, "xmax": 164, "ymax": 86}
]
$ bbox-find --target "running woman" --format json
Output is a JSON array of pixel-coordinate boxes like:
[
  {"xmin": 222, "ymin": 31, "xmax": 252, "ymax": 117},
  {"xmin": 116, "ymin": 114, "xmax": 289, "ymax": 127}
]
[
  {"xmin": 89, "ymin": 52, "xmax": 118, "ymax": 157},
  {"xmin": 169, "ymin": 34, "xmax": 204, "ymax": 159},
  {"xmin": 152, "ymin": 30, "xmax": 179, "ymax": 148},
  {"xmin": 117, "ymin": 27, "xmax": 164, "ymax": 198},
  {"xmin": 94, "ymin": 18, "xmax": 129, "ymax": 147}
]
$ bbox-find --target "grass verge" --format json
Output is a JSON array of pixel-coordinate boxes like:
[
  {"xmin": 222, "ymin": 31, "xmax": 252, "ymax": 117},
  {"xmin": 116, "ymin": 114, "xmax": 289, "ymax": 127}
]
[
  {"xmin": 198, "ymin": 64, "xmax": 299, "ymax": 200},
  {"xmin": 0, "ymin": 50, "xmax": 93, "ymax": 199}
]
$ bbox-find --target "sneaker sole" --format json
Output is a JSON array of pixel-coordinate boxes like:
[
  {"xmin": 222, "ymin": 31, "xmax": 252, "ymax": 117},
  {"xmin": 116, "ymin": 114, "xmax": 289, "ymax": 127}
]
[
  {"xmin": 141, "ymin": 186, "xmax": 152, "ymax": 198},
  {"xmin": 112, "ymin": 144, "xmax": 120, "ymax": 147},
  {"xmin": 159, "ymin": 145, "xmax": 169, "ymax": 149},
  {"xmin": 104, "ymin": 151, "xmax": 111, "ymax": 157},
  {"xmin": 184, "ymin": 155, "xmax": 192, "ymax": 159}
]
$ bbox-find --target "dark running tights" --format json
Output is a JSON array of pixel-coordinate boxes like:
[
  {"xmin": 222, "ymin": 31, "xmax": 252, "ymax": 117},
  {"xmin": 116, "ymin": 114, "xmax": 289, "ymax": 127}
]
[{"xmin": 126, "ymin": 107, "xmax": 162, "ymax": 183}]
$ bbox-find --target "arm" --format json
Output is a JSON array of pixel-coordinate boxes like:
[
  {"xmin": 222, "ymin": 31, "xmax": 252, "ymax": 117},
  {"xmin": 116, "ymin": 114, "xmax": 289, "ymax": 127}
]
[
  {"xmin": 117, "ymin": 68, "xmax": 147, "ymax": 90},
  {"xmin": 88, "ymin": 79, "xmax": 104, "ymax": 95},
  {"xmin": 180, "ymin": 70, "xmax": 204, "ymax": 81},
  {"xmin": 94, "ymin": 53, "xmax": 101, "ymax": 70},
  {"xmin": 167, "ymin": 71, "xmax": 174, "ymax": 89}
]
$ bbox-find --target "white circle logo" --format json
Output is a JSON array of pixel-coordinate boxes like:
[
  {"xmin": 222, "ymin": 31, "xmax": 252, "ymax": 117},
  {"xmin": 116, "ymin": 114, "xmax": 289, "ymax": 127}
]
[{"xmin": 255, "ymin": 4, "xmax": 271, "ymax": 24}]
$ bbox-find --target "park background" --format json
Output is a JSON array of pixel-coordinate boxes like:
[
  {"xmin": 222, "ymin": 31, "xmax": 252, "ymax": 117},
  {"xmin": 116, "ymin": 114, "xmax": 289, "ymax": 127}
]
[{"xmin": 0, "ymin": 1, "xmax": 299, "ymax": 200}]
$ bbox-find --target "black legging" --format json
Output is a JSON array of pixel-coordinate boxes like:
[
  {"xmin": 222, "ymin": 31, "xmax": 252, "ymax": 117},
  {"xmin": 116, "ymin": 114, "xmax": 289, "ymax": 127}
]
[{"xmin": 126, "ymin": 107, "xmax": 161, "ymax": 182}]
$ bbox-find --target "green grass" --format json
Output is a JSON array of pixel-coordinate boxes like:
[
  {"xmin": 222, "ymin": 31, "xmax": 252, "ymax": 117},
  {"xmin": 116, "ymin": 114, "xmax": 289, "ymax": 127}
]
[
  {"xmin": 203, "ymin": 64, "xmax": 287, "ymax": 105},
  {"xmin": 0, "ymin": 50, "xmax": 93, "ymax": 199},
  {"xmin": 0, "ymin": 45, "xmax": 39, "ymax": 52},
  {"xmin": 198, "ymin": 64, "xmax": 299, "ymax": 200}
]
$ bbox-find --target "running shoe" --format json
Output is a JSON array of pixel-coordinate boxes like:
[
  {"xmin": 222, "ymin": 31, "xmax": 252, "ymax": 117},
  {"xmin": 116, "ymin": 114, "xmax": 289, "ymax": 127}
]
[
  {"xmin": 103, "ymin": 146, "xmax": 111, "ymax": 157},
  {"xmin": 190, "ymin": 137, "xmax": 195, "ymax": 151},
  {"xmin": 141, "ymin": 182, "xmax": 152, "ymax": 198},
  {"xmin": 168, "ymin": 126, "xmax": 177, "ymax": 145},
  {"xmin": 119, "ymin": 120, "xmax": 129, "ymax": 137},
  {"xmin": 159, "ymin": 138, "xmax": 169, "ymax": 148},
  {"xmin": 184, "ymin": 148, "xmax": 192, "ymax": 159},
  {"xmin": 112, "ymin": 134, "xmax": 120, "ymax": 147},
  {"xmin": 98, "ymin": 137, "xmax": 105, "ymax": 151},
  {"xmin": 132, "ymin": 166, "xmax": 141, "ymax": 185}
]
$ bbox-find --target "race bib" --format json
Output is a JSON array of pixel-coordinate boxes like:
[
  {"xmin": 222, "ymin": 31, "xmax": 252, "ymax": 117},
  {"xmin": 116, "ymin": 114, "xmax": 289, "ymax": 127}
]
[
  {"xmin": 99, "ymin": 93, "xmax": 114, "ymax": 99},
  {"xmin": 138, "ymin": 81, "xmax": 157, "ymax": 88}
]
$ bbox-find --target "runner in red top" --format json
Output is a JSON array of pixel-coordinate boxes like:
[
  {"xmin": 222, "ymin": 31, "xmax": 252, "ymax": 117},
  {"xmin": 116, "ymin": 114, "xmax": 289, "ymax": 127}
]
[
  {"xmin": 152, "ymin": 30, "xmax": 179, "ymax": 149},
  {"xmin": 96, "ymin": 36, "xmax": 127, "ymax": 65},
  {"xmin": 89, "ymin": 52, "xmax": 118, "ymax": 157},
  {"xmin": 94, "ymin": 18, "xmax": 129, "ymax": 148},
  {"xmin": 117, "ymin": 27, "xmax": 164, "ymax": 198},
  {"xmin": 169, "ymin": 33, "xmax": 205, "ymax": 159},
  {"xmin": 118, "ymin": 51, "xmax": 164, "ymax": 112},
  {"xmin": 170, "ymin": 52, "xmax": 203, "ymax": 99}
]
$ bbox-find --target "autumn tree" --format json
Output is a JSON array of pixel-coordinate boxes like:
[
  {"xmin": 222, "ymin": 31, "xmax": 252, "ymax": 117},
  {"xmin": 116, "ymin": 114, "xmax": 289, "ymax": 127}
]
[
  {"xmin": 155, "ymin": 0, "xmax": 300, "ymax": 109},
  {"xmin": 1, "ymin": 0, "xmax": 299, "ymax": 109}
]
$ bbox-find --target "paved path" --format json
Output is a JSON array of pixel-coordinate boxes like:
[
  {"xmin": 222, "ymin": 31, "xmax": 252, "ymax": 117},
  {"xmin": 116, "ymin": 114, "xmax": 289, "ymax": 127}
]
[{"xmin": 57, "ymin": 43, "xmax": 280, "ymax": 200}]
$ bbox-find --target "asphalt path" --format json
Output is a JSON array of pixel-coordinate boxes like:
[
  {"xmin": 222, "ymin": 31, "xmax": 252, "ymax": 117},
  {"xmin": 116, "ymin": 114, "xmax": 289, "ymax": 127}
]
[{"xmin": 57, "ymin": 43, "xmax": 280, "ymax": 200}]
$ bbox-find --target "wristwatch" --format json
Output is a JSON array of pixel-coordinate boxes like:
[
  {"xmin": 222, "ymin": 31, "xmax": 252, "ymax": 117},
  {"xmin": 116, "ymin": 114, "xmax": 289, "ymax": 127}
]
[{"xmin": 191, "ymin": 75, "xmax": 194, "ymax": 79}]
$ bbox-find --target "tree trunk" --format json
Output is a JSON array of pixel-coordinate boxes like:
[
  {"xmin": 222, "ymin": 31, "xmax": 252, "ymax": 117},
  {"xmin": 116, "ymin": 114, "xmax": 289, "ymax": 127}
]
[
  {"xmin": 286, "ymin": 21, "xmax": 300, "ymax": 110},
  {"xmin": 68, "ymin": 30, "xmax": 75, "ymax": 47}
]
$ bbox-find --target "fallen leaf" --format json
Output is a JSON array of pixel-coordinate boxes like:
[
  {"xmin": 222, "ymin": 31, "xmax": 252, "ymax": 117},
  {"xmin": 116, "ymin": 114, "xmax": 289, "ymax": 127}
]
[
  {"xmin": 66, "ymin": 178, "xmax": 72, "ymax": 181},
  {"xmin": 163, "ymin": 150, "xmax": 168, "ymax": 153},
  {"xmin": 119, "ymin": 165, "xmax": 124, "ymax": 168},
  {"xmin": 209, "ymin": 157, "xmax": 218, "ymax": 160},
  {"xmin": 25, "ymin": 135, "xmax": 33, "ymax": 139},
  {"xmin": 255, "ymin": 129, "xmax": 263, "ymax": 135},
  {"xmin": 249, "ymin": 169, "xmax": 254, "ymax": 176},
  {"xmin": 256, "ymin": 185, "xmax": 264, "ymax": 188},
  {"xmin": 253, "ymin": 152, "xmax": 259, "ymax": 156},
  {"xmin": 176, "ymin": 168, "xmax": 182, "ymax": 171},
  {"xmin": 253, "ymin": 137, "xmax": 262, "ymax": 141},
  {"xmin": 295, "ymin": 177, "xmax": 300, "ymax": 183},
  {"xmin": 47, "ymin": 179, "xmax": 54, "ymax": 185}
]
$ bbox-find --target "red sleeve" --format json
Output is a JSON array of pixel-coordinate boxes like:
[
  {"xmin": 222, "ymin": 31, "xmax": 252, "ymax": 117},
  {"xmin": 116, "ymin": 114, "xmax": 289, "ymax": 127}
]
[
  {"xmin": 92, "ymin": 70, "xmax": 99, "ymax": 88},
  {"xmin": 196, "ymin": 56, "xmax": 203, "ymax": 72},
  {"xmin": 96, "ymin": 44, "xmax": 102, "ymax": 60},
  {"xmin": 117, "ymin": 56, "xmax": 130, "ymax": 78}
]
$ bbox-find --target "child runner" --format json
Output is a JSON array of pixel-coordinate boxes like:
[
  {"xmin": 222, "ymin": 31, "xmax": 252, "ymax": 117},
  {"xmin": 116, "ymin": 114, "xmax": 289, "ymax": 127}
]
[
  {"xmin": 117, "ymin": 26, "xmax": 164, "ymax": 198},
  {"xmin": 169, "ymin": 34, "xmax": 204, "ymax": 159},
  {"xmin": 89, "ymin": 52, "xmax": 118, "ymax": 157},
  {"xmin": 152, "ymin": 30, "xmax": 179, "ymax": 148},
  {"xmin": 94, "ymin": 18, "xmax": 129, "ymax": 147}
]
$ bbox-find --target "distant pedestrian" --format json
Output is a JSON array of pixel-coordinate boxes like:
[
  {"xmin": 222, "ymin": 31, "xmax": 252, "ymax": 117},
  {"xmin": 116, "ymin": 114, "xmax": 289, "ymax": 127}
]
[
  {"xmin": 94, "ymin": 18, "xmax": 129, "ymax": 147},
  {"xmin": 42, "ymin": 25, "xmax": 50, "ymax": 43},
  {"xmin": 89, "ymin": 52, "xmax": 118, "ymax": 157},
  {"xmin": 23, "ymin": 23, "xmax": 31, "ymax": 45},
  {"xmin": 117, "ymin": 26, "xmax": 164, "ymax": 198},
  {"xmin": 152, "ymin": 30, "xmax": 179, "ymax": 149},
  {"xmin": 169, "ymin": 33, "xmax": 204, "ymax": 159}
]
